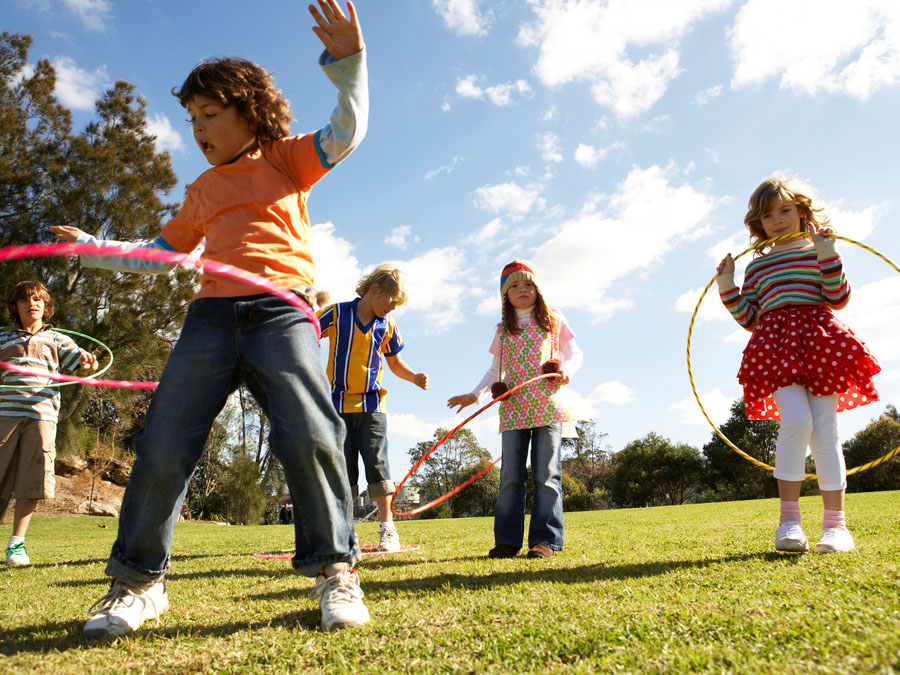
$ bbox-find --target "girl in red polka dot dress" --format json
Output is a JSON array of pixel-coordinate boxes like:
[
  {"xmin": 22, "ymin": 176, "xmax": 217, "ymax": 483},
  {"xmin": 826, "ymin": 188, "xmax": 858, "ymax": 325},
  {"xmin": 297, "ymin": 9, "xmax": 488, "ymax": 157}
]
[{"xmin": 717, "ymin": 177, "xmax": 880, "ymax": 555}]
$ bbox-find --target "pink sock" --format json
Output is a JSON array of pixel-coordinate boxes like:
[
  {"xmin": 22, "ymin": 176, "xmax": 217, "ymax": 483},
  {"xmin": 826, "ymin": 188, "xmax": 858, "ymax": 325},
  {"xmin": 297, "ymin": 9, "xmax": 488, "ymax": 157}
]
[
  {"xmin": 822, "ymin": 509, "xmax": 846, "ymax": 531},
  {"xmin": 779, "ymin": 500, "xmax": 802, "ymax": 525}
]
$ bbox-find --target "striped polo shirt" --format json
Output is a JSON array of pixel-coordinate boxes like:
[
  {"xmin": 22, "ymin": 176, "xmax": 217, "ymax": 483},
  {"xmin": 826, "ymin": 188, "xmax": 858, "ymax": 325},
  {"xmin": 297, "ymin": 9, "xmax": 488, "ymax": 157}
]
[
  {"xmin": 318, "ymin": 299, "xmax": 404, "ymax": 413},
  {"xmin": 720, "ymin": 241, "xmax": 850, "ymax": 331},
  {"xmin": 0, "ymin": 326, "xmax": 88, "ymax": 422}
]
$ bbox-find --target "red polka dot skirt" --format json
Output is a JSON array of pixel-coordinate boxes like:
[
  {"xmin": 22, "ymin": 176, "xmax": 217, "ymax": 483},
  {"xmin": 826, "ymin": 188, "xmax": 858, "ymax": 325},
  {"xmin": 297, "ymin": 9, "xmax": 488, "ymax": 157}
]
[{"xmin": 739, "ymin": 305, "xmax": 880, "ymax": 420}]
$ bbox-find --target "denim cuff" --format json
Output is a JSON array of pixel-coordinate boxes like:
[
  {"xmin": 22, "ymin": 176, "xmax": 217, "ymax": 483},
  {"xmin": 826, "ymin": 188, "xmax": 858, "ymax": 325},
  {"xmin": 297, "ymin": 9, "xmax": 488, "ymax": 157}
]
[{"xmin": 367, "ymin": 480, "xmax": 395, "ymax": 497}]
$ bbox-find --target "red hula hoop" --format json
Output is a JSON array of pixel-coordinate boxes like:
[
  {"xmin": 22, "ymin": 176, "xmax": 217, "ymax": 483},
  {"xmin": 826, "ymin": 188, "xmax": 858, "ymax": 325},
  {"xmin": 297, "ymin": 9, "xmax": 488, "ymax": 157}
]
[
  {"xmin": 390, "ymin": 372, "xmax": 561, "ymax": 518},
  {"xmin": 0, "ymin": 242, "xmax": 320, "ymax": 389}
]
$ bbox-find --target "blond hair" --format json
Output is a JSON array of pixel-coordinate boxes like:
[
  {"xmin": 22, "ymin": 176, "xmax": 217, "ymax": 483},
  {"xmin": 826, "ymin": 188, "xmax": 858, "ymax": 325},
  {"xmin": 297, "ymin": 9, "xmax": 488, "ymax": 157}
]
[
  {"xmin": 744, "ymin": 176, "xmax": 830, "ymax": 252},
  {"xmin": 356, "ymin": 263, "xmax": 408, "ymax": 305}
]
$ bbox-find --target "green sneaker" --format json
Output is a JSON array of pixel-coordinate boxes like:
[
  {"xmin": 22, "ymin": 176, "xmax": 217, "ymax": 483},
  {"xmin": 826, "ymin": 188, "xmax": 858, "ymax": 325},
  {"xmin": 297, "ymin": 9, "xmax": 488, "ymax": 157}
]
[{"xmin": 6, "ymin": 542, "xmax": 30, "ymax": 565}]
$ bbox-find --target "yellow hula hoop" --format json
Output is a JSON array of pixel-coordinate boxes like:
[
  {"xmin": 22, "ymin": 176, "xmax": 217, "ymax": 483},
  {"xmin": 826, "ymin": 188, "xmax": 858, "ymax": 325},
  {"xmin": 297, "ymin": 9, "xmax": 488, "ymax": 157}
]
[{"xmin": 686, "ymin": 232, "xmax": 900, "ymax": 479}]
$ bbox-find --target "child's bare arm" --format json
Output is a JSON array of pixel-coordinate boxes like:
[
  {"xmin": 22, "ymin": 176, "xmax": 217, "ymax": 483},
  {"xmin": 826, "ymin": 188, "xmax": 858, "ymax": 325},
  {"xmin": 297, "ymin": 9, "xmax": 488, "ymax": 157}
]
[
  {"xmin": 309, "ymin": 0, "xmax": 364, "ymax": 60},
  {"xmin": 447, "ymin": 393, "xmax": 477, "ymax": 412},
  {"xmin": 385, "ymin": 354, "xmax": 428, "ymax": 390}
]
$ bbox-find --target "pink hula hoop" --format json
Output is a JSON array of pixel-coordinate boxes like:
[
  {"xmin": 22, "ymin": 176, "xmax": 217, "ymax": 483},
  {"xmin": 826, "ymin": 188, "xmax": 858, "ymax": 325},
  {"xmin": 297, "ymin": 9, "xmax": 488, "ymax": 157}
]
[
  {"xmin": 0, "ymin": 242, "xmax": 321, "ymax": 389},
  {"xmin": 391, "ymin": 372, "xmax": 561, "ymax": 518},
  {"xmin": 252, "ymin": 543, "xmax": 421, "ymax": 560}
]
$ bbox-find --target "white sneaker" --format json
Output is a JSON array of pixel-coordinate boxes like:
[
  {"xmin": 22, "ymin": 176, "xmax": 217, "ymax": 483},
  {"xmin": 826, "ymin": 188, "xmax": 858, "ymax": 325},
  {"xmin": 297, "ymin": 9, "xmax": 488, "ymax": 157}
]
[
  {"xmin": 313, "ymin": 564, "xmax": 370, "ymax": 631},
  {"xmin": 815, "ymin": 527, "xmax": 855, "ymax": 554},
  {"xmin": 83, "ymin": 579, "xmax": 169, "ymax": 638},
  {"xmin": 775, "ymin": 521, "xmax": 809, "ymax": 552},
  {"xmin": 377, "ymin": 523, "xmax": 400, "ymax": 552},
  {"xmin": 5, "ymin": 542, "xmax": 30, "ymax": 565}
]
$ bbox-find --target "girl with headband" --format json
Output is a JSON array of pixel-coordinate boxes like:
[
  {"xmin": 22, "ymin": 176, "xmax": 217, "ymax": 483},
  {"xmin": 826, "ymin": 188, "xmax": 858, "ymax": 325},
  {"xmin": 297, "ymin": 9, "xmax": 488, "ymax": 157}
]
[
  {"xmin": 716, "ymin": 176, "xmax": 880, "ymax": 555},
  {"xmin": 448, "ymin": 259, "xmax": 582, "ymax": 559}
]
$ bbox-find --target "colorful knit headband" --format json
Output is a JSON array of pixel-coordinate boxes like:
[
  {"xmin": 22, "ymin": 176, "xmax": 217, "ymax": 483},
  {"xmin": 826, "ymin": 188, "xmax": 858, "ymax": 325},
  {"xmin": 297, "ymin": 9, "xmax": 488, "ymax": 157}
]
[{"xmin": 500, "ymin": 259, "xmax": 539, "ymax": 297}]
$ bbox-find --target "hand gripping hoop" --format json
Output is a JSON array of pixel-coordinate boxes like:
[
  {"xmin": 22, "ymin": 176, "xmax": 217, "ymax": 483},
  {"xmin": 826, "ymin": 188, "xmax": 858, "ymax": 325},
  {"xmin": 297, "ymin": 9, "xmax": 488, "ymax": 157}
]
[
  {"xmin": 390, "ymin": 372, "xmax": 561, "ymax": 518},
  {"xmin": 686, "ymin": 232, "xmax": 900, "ymax": 479},
  {"xmin": 0, "ymin": 326, "xmax": 114, "ymax": 389},
  {"xmin": 0, "ymin": 242, "xmax": 321, "ymax": 389}
]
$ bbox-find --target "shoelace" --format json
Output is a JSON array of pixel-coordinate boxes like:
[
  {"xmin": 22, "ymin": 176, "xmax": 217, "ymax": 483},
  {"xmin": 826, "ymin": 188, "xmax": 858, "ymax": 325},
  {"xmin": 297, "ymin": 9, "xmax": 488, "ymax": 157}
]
[
  {"xmin": 88, "ymin": 581, "xmax": 163, "ymax": 626},
  {"xmin": 312, "ymin": 571, "xmax": 364, "ymax": 606}
]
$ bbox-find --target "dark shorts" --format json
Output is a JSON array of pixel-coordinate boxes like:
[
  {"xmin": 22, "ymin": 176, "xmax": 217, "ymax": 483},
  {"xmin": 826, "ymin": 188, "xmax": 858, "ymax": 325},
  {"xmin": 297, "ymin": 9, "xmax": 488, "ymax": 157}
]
[{"xmin": 340, "ymin": 411, "xmax": 394, "ymax": 498}]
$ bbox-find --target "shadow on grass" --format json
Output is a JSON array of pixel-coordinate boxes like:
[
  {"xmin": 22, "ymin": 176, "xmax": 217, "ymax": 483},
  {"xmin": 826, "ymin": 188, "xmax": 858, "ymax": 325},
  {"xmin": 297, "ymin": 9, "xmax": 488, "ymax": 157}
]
[
  {"xmin": 3, "ymin": 550, "xmax": 806, "ymax": 654},
  {"xmin": 0, "ymin": 608, "xmax": 324, "ymax": 655},
  {"xmin": 250, "ymin": 550, "xmax": 785, "ymax": 602}
]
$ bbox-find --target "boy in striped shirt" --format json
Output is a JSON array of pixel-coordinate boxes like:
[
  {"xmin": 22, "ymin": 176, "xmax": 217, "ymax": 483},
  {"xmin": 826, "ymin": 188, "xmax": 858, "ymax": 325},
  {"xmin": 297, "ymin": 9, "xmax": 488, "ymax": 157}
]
[
  {"xmin": 318, "ymin": 264, "xmax": 428, "ymax": 551},
  {"xmin": 0, "ymin": 281, "xmax": 97, "ymax": 565}
]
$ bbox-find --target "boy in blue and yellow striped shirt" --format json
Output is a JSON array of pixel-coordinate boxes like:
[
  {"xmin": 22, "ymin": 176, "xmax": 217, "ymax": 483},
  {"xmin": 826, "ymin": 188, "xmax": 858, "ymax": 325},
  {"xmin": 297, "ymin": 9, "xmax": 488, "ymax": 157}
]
[{"xmin": 318, "ymin": 264, "xmax": 427, "ymax": 551}]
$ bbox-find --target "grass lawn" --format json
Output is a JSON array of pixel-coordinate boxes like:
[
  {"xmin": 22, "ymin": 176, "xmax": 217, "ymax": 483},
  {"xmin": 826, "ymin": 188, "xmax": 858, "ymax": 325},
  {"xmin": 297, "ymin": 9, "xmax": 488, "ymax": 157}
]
[{"xmin": 1, "ymin": 490, "xmax": 899, "ymax": 673}]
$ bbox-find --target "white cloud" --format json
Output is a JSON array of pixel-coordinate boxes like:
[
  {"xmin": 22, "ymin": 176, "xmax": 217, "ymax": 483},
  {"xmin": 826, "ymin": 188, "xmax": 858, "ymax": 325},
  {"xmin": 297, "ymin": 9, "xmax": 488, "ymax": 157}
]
[
  {"xmin": 384, "ymin": 225, "xmax": 420, "ymax": 249},
  {"xmin": 532, "ymin": 163, "xmax": 717, "ymax": 319},
  {"xmin": 674, "ymin": 284, "xmax": 734, "ymax": 324},
  {"xmin": 574, "ymin": 141, "xmax": 624, "ymax": 168},
  {"xmin": 591, "ymin": 49, "xmax": 681, "ymax": 119},
  {"xmin": 588, "ymin": 380, "xmax": 636, "ymax": 405},
  {"xmin": 145, "ymin": 113, "xmax": 185, "ymax": 155},
  {"xmin": 473, "ymin": 181, "xmax": 545, "ymax": 219},
  {"xmin": 729, "ymin": 0, "xmax": 900, "ymax": 99},
  {"xmin": 838, "ymin": 276, "xmax": 900, "ymax": 363},
  {"xmin": 693, "ymin": 84, "xmax": 723, "ymax": 105},
  {"xmin": 51, "ymin": 56, "xmax": 108, "ymax": 110},
  {"xmin": 517, "ymin": 0, "xmax": 729, "ymax": 118},
  {"xmin": 462, "ymin": 217, "xmax": 507, "ymax": 248},
  {"xmin": 541, "ymin": 105, "xmax": 558, "ymax": 121},
  {"xmin": 538, "ymin": 131, "xmax": 563, "ymax": 163},
  {"xmin": 309, "ymin": 222, "xmax": 363, "ymax": 301},
  {"xmin": 431, "ymin": 0, "xmax": 491, "ymax": 36},
  {"xmin": 395, "ymin": 247, "xmax": 470, "ymax": 332},
  {"xmin": 425, "ymin": 156, "xmax": 463, "ymax": 179},
  {"xmin": 669, "ymin": 385, "xmax": 734, "ymax": 427},
  {"xmin": 63, "ymin": 0, "xmax": 112, "ymax": 31},
  {"xmin": 456, "ymin": 74, "xmax": 533, "ymax": 106},
  {"xmin": 826, "ymin": 203, "xmax": 879, "ymax": 242}
]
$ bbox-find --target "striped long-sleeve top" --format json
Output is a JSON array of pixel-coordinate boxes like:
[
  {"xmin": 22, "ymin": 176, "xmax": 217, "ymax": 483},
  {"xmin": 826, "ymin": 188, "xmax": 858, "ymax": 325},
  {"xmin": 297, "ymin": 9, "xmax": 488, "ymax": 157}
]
[
  {"xmin": 719, "ymin": 239, "xmax": 850, "ymax": 331},
  {"xmin": 0, "ymin": 326, "xmax": 90, "ymax": 422}
]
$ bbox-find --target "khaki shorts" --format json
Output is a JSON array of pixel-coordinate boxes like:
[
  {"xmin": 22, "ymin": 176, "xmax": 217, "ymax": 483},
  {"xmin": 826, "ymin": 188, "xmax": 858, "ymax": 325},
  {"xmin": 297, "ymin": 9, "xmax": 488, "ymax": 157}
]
[{"xmin": 0, "ymin": 417, "xmax": 57, "ymax": 500}]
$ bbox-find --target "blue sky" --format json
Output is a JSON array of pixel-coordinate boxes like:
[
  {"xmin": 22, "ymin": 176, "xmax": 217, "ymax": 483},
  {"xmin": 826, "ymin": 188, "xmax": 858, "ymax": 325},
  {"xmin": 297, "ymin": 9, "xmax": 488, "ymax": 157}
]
[{"xmin": 6, "ymin": 0, "xmax": 900, "ymax": 491}]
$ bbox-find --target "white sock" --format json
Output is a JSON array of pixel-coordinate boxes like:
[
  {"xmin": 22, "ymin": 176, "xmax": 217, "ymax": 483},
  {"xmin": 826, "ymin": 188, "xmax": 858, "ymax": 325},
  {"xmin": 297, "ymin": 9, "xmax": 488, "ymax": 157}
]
[{"xmin": 8, "ymin": 536, "xmax": 24, "ymax": 547}]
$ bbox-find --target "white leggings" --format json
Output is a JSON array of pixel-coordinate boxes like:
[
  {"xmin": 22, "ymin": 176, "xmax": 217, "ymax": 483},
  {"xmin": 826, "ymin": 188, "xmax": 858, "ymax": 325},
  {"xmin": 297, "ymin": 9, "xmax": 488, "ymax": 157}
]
[{"xmin": 772, "ymin": 385, "xmax": 846, "ymax": 490}]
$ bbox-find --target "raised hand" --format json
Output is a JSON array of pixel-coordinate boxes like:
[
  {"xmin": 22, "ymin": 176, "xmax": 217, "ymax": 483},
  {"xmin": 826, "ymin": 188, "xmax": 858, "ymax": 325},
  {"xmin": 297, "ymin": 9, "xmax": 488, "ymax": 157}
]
[
  {"xmin": 447, "ymin": 393, "xmax": 476, "ymax": 413},
  {"xmin": 80, "ymin": 352, "xmax": 99, "ymax": 371},
  {"xmin": 717, "ymin": 253, "xmax": 735, "ymax": 277},
  {"xmin": 50, "ymin": 225, "xmax": 85, "ymax": 242},
  {"xmin": 309, "ymin": 0, "xmax": 364, "ymax": 60},
  {"xmin": 808, "ymin": 221, "xmax": 832, "ymax": 243}
]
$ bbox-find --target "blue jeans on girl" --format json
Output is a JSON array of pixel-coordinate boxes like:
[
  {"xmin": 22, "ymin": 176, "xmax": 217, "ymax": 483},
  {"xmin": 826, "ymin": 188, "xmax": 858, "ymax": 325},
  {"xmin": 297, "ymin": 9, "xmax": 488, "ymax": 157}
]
[
  {"xmin": 494, "ymin": 424, "xmax": 564, "ymax": 551},
  {"xmin": 105, "ymin": 294, "xmax": 360, "ymax": 582}
]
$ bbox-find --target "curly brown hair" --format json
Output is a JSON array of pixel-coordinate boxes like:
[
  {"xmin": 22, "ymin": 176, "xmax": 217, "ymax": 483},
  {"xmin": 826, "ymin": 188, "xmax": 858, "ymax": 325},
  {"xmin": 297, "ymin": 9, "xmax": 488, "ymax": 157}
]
[
  {"xmin": 173, "ymin": 57, "xmax": 292, "ymax": 144},
  {"xmin": 744, "ymin": 176, "xmax": 830, "ymax": 253},
  {"xmin": 7, "ymin": 280, "xmax": 53, "ymax": 328}
]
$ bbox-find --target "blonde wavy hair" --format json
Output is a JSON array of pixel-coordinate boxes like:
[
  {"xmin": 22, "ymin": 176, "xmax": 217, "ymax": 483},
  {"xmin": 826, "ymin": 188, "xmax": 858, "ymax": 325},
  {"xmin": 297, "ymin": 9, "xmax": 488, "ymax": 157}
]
[
  {"xmin": 356, "ymin": 263, "xmax": 408, "ymax": 305},
  {"xmin": 744, "ymin": 176, "xmax": 830, "ymax": 253}
]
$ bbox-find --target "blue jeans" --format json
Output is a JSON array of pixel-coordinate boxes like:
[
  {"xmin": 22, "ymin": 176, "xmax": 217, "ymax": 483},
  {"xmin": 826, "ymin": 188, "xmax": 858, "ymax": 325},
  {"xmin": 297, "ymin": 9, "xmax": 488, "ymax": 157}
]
[
  {"xmin": 494, "ymin": 425, "xmax": 564, "ymax": 551},
  {"xmin": 340, "ymin": 412, "xmax": 395, "ymax": 499},
  {"xmin": 106, "ymin": 295, "xmax": 359, "ymax": 581}
]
